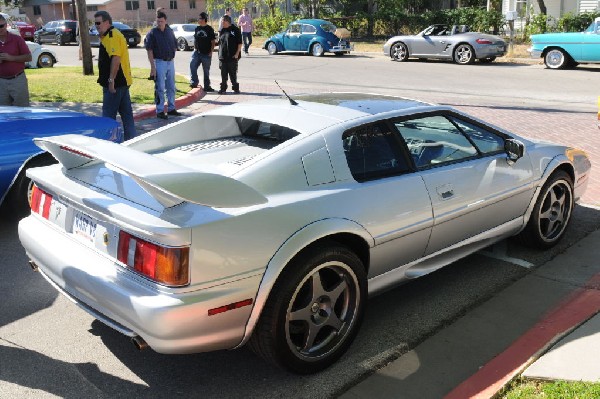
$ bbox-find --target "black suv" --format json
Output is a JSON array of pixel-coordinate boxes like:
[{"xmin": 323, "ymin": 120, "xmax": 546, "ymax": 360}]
[{"xmin": 34, "ymin": 20, "xmax": 77, "ymax": 45}]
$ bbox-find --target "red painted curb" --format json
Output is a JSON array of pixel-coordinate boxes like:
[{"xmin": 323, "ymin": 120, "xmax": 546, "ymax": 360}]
[
  {"xmin": 133, "ymin": 87, "xmax": 205, "ymax": 122},
  {"xmin": 444, "ymin": 273, "xmax": 600, "ymax": 399}
]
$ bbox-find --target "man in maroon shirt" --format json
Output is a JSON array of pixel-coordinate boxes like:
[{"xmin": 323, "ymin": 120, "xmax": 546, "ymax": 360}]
[{"xmin": 0, "ymin": 14, "xmax": 31, "ymax": 106}]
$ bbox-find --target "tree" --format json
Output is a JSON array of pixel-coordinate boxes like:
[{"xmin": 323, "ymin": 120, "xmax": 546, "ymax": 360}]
[
  {"xmin": 536, "ymin": 0, "xmax": 547, "ymax": 14},
  {"xmin": 75, "ymin": 0, "xmax": 93, "ymax": 75}
]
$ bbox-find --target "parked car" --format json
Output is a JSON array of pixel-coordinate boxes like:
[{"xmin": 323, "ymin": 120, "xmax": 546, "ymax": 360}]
[
  {"xmin": 34, "ymin": 20, "xmax": 77, "ymax": 45},
  {"xmin": 78, "ymin": 22, "xmax": 141, "ymax": 48},
  {"xmin": 264, "ymin": 18, "xmax": 352, "ymax": 56},
  {"xmin": 529, "ymin": 17, "xmax": 600, "ymax": 69},
  {"xmin": 26, "ymin": 41, "xmax": 57, "ymax": 68},
  {"xmin": 383, "ymin": 24, "xmax": 506, "ymax": 64},
  {"xmin": 0, "ymin": 107, "xmax": 121, "ymax": 214},
  {"xmin": 171, "ymin": 23, "xmax": 197, "ymax": 51},
  {"xmin": 11, "ymin": 20, "xmax": 36, "ymax": 41},
  {"xmin": 18, "ymin": 93, "xmax": 589, "ymax": 373}
]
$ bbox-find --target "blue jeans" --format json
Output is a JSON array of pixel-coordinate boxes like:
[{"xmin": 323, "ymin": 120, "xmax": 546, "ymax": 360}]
[
  {"xmin": 102, "ymin": 85, "xmax": 136, "ymax": 141},
  {"xmin": 242, "ymin": 32, "xmax": 252, "ymax": 53},
  {"xmin": 190, "ymin": 51, "xmax": 212, "ymax": 88},
  {"xmin": 155, "ymin": 59, "xmax": 176, "ymax": 114}
]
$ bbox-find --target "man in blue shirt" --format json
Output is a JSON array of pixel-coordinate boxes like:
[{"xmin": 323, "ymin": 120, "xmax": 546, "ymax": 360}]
[{"xmin": 145, "ymin": 11, "xmax": 181, "ymax": 119}]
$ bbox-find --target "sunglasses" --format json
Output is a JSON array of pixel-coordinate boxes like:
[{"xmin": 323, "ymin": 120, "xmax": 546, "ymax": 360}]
[
  {"xmin": 0, "ymin": 24, "xmax": 6, "ymax": 28},
  {"xmin": 94, "ymin": 21, "xmax": 103, "ymax": 25}
]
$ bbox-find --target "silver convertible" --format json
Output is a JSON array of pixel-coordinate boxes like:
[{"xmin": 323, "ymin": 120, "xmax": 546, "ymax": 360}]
[
  {"xmin": 383, "ymin": 24, "xmax": 507, "ymax": 64},
  {"xmin": 19, "ymin": 93, "xmax": 590, "ymax": 373}
]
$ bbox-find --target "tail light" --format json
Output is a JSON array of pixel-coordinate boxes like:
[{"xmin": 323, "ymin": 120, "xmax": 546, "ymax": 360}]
[
  {"xmin": 62, "ymin": 27, "xmax": 72, "ymax": 32},
  {"xmin": 476, "ymin": 38, "xmax": 493, "ymax": 44},
  {"xmin": 30, "ymin": 184, "xmax": 53, "ymax": 219},
  {"xmin": 117, "ymin": 231, "xmax": 190, "ymax": 286}
]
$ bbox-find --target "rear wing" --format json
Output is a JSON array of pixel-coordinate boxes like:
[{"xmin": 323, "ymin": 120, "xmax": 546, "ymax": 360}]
[{"xmin": 33, "ymin": 134, "xmax": 267, "ymax": 208}]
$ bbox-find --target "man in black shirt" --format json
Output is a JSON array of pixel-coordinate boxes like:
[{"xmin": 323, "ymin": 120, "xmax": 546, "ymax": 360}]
[
  {"xmin": 217, "ymin": 15, "xmax": 242, "ymax": 94},
  {"xmin": 189, "ymin": 12, "xmax": 216, "ymax": 92}
]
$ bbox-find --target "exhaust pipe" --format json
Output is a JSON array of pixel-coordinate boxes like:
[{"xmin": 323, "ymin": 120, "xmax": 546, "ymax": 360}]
[
  {"xmin": 29, "ymin": 260, "xmax": 38, "ymax": 271},
  {"xmin": 132, "ymin": 335, "xmax": 149, "ymax": 351}
]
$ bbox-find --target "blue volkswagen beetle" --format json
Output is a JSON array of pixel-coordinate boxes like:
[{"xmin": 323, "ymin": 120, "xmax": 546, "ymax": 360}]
[
  {"xmin": 264, "ymin": 19, "xmax": 352, "ymax": 57},
  {"xmin": 530, "ymin": 17, "xmax": 600, "ymax": 69},
  {"xmin": 0, "ymin": 107, "xmax": 121, "ymax": 214}
]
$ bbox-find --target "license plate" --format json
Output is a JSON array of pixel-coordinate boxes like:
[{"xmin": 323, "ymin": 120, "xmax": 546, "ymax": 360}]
[
  {"xmin": 25, "ymin": 32, "xmax": 32, "ymax": 36},
  {"xmin": 128, "ymin": 38, "xmax": 134, "ymax": 43},
  {"xmin": 73, "ymin": 211, "xmax": 98, "ymax": 243}
]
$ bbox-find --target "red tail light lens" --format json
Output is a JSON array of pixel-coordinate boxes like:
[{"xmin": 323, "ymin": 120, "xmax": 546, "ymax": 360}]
[
  {"xmin": 117, "ymin": 231, "xmax": 190, "ymax": 286},
  {"xmin": 30, "ymin": 184, "xmax": 53, "ymax": 219},
  {"xmin": 476, "ymin": 38, "xmax": 493, "ymax": 44}
]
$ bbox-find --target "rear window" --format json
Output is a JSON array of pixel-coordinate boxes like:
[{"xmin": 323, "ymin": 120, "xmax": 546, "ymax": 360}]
[
  {"xmin": 321, "ymin": 23, "xmax": 337, "ymax": 33},
  {"xmin": 65, "ymin": 21, "xmax": 77, "ymax": 30}
]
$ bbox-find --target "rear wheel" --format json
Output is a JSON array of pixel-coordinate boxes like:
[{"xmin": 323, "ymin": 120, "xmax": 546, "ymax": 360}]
[
  {"xmin": 544, "ymin": 49, "xmax": 570, "ymax": 69},
  {"xmin": 267, "ymin": 41, "xmax": 278, "ymax": 55},
  {"xmin": 5, "ymin": 154, "xmax": 55, "ymax": 216},
  {"xmin": 517, "ymin": 170, "xmax": 574, "ymax": 249},
  {"xmin": 56, "ymin": 34, "xmax": 64, "ymax": 46},
  {"xmin": 249, "ymin": 242, "xmax": 367, "ymax": 374},
  {"xmin": 454, "ymin": 44, "xmax": 475, "ymax": 64},
  {"xmin": 177, "ymin": 37, "xmax": 189, "ymax": 51},
  {"xmin": 390, "ymin": 42, "xmax": 409, "ymax": 61},
  {"xmin": 311, "ymin": 42, "xmax": 324, "ymax": 57},
  {"xmin": 38, "ymin": 53, "xmax": 54, "ymax": 68}
]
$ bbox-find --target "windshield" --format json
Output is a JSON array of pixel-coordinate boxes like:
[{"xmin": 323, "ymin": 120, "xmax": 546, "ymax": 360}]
[
  {"xmin": 182, "ymin": 24, "xmax": 196, "ymax": 32},
  {"xmin": 321, "ymin": 23, "xmax": 337, "ymax": 33},
  {"xmin": 585, "ymin": 20, "xmax": 600, "ymax": 33},
  {"xmin": 114, "ymin": 22, "xmax": 132, "ymax": 30}
]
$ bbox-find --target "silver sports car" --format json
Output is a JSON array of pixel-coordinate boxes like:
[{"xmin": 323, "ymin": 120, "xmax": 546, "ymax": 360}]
[
  {"xmin": 383, "ymin": 24, "xmax": 507, "ymax": 64},
  {"xmin": 18, "ymin": 93, "xmax": 589, "ymax": 374}
]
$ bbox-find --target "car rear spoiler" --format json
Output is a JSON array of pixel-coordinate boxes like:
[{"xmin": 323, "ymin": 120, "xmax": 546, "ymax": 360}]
[{"xmin": 33, "ymin": 134, "xmax": 268, "ymax": 208}]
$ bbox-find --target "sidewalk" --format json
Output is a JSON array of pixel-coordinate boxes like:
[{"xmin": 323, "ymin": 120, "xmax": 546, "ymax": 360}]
[{"xmin": 37, "ymin": 88, "xmax": 600, "ymax": 397}]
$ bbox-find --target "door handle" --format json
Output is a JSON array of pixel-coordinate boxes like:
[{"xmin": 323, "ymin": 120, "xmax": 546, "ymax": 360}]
[{"xmin": 436, "ymin": 184, "xmax": 454, "ymax": 200}]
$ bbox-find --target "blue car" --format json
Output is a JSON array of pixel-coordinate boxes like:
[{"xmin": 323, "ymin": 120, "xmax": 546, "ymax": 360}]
[
  {"xmin": 264, "ymin": 19, "xmax": 352, "ymax": 57},
  {"xmin": 530, "ymin": 17, "xmax": 600, "ymax": 69},
  {"xmin": 0, "ymin": 107, "xmax": 121, "ymax": 214}
]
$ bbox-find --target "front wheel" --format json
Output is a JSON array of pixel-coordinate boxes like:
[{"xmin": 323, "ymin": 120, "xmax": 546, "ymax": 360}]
[
  {"xmin": 266, "ymin": 41, "xmax": 278, "ymax": 55},
  {"xmin": 311, "ymin": 42, "xmax": 324, "ymax": 57},
  {"xmin": 249, "ymin": 242, "xmax": 367, "ymax": 374},
  {"xmin": 390, "ymin": 42, "xmax": 409, "ymax": 61},
  {"xmin": 38, "ymin": 53, "xmax": 54, "ymax": 68},
  {"xmin": 517, "ymin": 170, "xmax": 574, "ymax": 249},
  {"xmin": 544, "ymin": 49, "xmax": 569, "ymax": 69},
  {"xmin": 177, "ymin": 37, "xmax": 189, "ymax": 51},
  {"xmin": 454, "ymin": 43, "xmax": 474, "ymax": 64},
  {"xmin": 56, "ymin": 34, "xmax": 65, "ymax": 46},
  {"xmin": 34, "ymin": 35, "xmax": 41, "ymax": 44}
]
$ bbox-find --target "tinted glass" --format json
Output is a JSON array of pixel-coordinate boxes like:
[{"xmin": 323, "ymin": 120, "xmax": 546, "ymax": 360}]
[
  {"xmin": 394, "ymin": 115, "xmax": 477, "ymax": 169},
  {"xmin": 343, "ymin": 123, "xmax": 409, "ymax": 182}
]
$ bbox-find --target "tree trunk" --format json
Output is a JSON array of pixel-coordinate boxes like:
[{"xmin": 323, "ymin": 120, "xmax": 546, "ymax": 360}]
[
  {"xmin": 537, "ymin": 0, "xmax": 547, "ymax": 15},
  {"xmin": 75, "ymin": 0, "xmax": 94, "ymax": 75}
]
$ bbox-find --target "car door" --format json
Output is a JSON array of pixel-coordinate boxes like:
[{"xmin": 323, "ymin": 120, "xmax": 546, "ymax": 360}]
[
  {"xmin": 283, "ymin": 23, "xmax": 302, "ymax": 51},
  {"xmin": 300, "ymin": 24, "xmax": 317, "ymax": 51},
  {"xmin": 340, "ymin": 122, "xmax": 433, "ymax": 278},
  {"xmin": 410, "ymin": 26, "xmax": 449, "ymax": 56},
  {"xmin": 393, "ymin": 113, "xmax": 535, "ymax": 256},
  {"xmin": 581, "ymin": 21, "xmax": 600, "ymax": 61},
  {"xmin": 40, "ymin": 22, "xmax": 54, "ymax": 43}
]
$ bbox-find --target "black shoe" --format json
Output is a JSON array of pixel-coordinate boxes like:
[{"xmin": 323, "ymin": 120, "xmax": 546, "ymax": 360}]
[
  {"xmin": 233, "ymin": 89, "xmax": 240, "ymax": 94},
  {"xmin": 157, "ymin": 113, "xmax": 168, "ymax": 120},
  {"xmin": 205, "ymin": 86, "xmax": 215, "ymax": 92},
  {"xmin": 190, "ymin": 83, "xmax": 198, "ymax": 88},
  {"xmin": 167, "ymin": 110, "xmax": 182, "ymax": 116},
  {"xmin": 218, "ymin": 89, "xmax": 226, "ymax": 94}
]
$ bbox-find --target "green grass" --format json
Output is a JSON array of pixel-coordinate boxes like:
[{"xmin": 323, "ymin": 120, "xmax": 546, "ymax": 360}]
[
  {"xmin": 26, "ymin": 66, "xmax": 189, "ymax": 104},
  {"xmin": 501, "ymin": 378, "xmax": 600, "ymax": 398}
]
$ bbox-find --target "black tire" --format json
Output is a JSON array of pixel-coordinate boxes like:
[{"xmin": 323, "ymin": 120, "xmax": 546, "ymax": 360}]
[
  {"xmin": 249, "ymin": 241, "xmax": 367, "ymax": 374},
  {"xmin": 34, "ymin": 35, "xmax": 41, "ymax": 44},
  {"xmin": 544, "ymin": 48, "xmax": 570, "ymax": 69},
  {"xmin": 38, "ymin": 53, "xmax": 55, "ymax": 68},
  {"xmin": 177, "ymin": 37, "xmax": 189, "ymax": 51},
  {"xmin": 266, "ymin": 41, "xmax": 278, "ymax": 55},
  {"xmin": 311, "ymin": 42, "xmax": 324, "ymax": 57},
  {"xmin": 454, "ymin": 43, "xmax": 475, "ymax": 64},
  {"xmin": 5, "ymin": 154, "xmax": 56, "ymax": 216},
  {"xmin": 390, "ymin": 42, "xmax": 409, "ymax": 61},
  {"xmin": 517, "ymin": 170, "xmax": 574, "ymax": 249}
]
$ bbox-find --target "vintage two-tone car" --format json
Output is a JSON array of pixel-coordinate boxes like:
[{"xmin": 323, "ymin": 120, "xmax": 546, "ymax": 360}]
[
  {"xmin": 383, "ymin": 24, "xmax": 507, "ymax": 64},
  {"xmin": 19, "ymin": 93, "xmax": 589, "ymax": 373},
  {"xmin": 264, "ymin": 18, "xmax": 352, "ymax": 56},
  {"xmin": 530, "ymin": 17, "xmax": 600, "ymax": 69}
]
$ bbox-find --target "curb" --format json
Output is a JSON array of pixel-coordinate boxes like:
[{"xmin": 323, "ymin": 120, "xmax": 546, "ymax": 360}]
[
  {"xmin": 444, "ymin": 272, "xmax": 600, "ymax": 399},
  {"xmin": 133, "ymin": 87, "xmax": 206, "ymax": 121}
]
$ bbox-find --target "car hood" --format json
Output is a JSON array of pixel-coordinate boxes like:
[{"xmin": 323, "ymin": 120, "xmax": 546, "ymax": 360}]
[{"xmin": 0, "ymin": 106, "xmax": 87, "ymax": 121}]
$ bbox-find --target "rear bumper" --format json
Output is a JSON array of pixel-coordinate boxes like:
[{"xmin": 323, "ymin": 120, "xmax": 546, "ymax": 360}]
[
  {"xmin": 330, "ymin": 44, "xmax": 353, "ymax": 53},
  {"xmin": 18, "ymin": 215, "xmax": 262, "ymax": 354}
]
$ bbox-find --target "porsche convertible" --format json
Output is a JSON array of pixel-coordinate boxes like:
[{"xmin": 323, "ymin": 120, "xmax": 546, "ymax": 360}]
[
  {"xmin": 19, "ymin": 93, "xmax": 589, "ymax": 374},
  {"xmin": 383, "ymin": 24, "xmax": 507, "ymax": 64}
]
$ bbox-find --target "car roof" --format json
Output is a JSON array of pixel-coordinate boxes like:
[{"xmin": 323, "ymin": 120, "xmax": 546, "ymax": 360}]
[{"xmin": 293, "ymin": 19, "xmax": 332, "ymax": 25}]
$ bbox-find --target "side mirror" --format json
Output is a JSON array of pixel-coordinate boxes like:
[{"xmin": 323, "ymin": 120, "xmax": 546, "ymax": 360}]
[{"xmin": 504, "ymin": 139, "xmax": 524, "ymax": 162}]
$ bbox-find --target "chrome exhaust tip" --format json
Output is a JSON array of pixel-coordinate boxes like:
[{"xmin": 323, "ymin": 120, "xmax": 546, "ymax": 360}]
[
  {"xmin": 132, "ymin": 335, "xmax": 149, "ymax": 351},
  {"xmin": 29, "ymin": 260, "xmax": 38, "ymax": 271}
]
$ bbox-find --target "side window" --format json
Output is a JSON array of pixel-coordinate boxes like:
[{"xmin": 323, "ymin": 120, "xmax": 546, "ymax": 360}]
[
  {"xmin": 394, "ymin": 115, "xmax": 477, "ymax": 169},
  {"xmin": 288, "ymin": 24, "xmax": 301, "ymax": 34},
  {"xmin": 450, "ymin": 117, "xmax": 505, "ymax": 154},
  {"xmin": 302, "ymin": 24, "xmax": 316, "ymax": 34},
  {"xmin": 343, "ymin": 123, "xmax": 409, "ymax": 182}
]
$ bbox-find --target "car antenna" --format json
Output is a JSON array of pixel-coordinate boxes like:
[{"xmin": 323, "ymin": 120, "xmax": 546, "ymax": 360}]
[{"xmin": 275, "ymin": 80, "xmax": 298, "ymax": 105}]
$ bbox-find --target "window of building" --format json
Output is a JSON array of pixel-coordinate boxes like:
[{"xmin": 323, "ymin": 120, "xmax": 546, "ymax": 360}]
[
  {"xmin": 147, "ymin": 0, "xmax": 155, "ymax": 10},
  {"xmin": 170, "ymin": 0, "xmax": 178, "ymax": 9},
  {"xmin": 87, "ymin": 5, "xmax": 98, "ymax": 11},
  {"xmin": 33, "ymin": 5, "xmax": 41, "ymax": 15},
  {"xmin": 125, "ymin": 1, "xmax": 140, "ymax": 10},
  {"xmin": 515, "ymin": 0, "xmax": 529, "ymax": 18},
  {"xmin": 189, "ymin": 0, "xmax": 196, "ymax": 9}
]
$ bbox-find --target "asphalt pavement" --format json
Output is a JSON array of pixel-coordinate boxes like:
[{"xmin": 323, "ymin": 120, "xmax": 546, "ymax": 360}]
[{"xmin": 28, "ymin": 83, "xmax": 600, "ymax": 397}]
